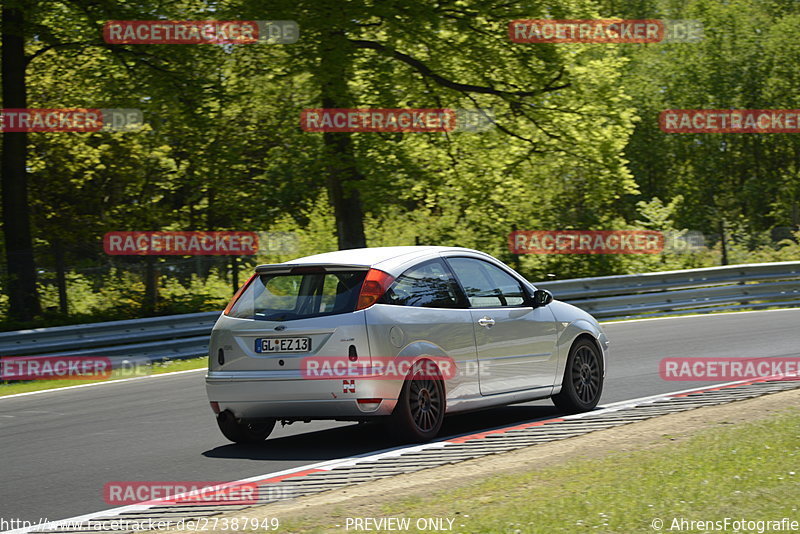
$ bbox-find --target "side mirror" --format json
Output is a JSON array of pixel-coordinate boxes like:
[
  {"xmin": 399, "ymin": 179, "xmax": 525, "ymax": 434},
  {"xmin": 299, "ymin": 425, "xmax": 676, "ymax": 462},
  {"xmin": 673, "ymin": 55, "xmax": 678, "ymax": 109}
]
[{"xmin": 532, "ymin": 288, "xmax": 553, "ymax": 307}]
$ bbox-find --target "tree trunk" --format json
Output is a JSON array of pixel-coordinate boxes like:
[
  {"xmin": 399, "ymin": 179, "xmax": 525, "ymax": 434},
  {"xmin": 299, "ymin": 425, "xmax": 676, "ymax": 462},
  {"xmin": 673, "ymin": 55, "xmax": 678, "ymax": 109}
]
[
  {"xmin": 1, "ymin": 6, "xmax": 41, "ymax": 321},
  {"xmin": 322, "ymin": 130, "xmax": 368, "ymax": 250},
  {"xmin": 230, "ymin": 255, "xmax": 239, "ymax": 294},
  {"xmin": 719, "ymin": 219, "xmax": 728, "ymax": 266},
  {"xmin": 52, "ymin": 240, "xmax": 68, "ymax": 314},
  {"xmin": 143, "ymin": 257, "xmax": 158, "ymax": 314},
  {"xmin": 317, "ymin": 32, "xmax": 367, "ymax": 250}
]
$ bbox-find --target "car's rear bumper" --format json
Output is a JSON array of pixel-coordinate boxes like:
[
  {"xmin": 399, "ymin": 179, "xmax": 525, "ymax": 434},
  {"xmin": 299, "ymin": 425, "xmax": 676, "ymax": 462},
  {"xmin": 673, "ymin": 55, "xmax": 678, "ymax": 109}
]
[{"xmin": 206, "ymin": 370, "xmax": 402, "ymax": 419}]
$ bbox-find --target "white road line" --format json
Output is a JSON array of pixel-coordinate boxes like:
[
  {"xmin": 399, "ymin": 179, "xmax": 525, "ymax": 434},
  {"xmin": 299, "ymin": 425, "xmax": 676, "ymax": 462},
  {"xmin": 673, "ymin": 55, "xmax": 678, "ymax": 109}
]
[
  {"xmin": 4, "ymin": 308, "xmax": 797, "ymax": 401},
  {"xmin": 3, "ymin": 442, "xmax": 453, "ymax": 534},
  {"xmin": 601, "ymin": 307, "xmax": 800, "ymax": 325},
  {"xmin": 5, "ymin": 378, "xmax": 767, "ymax": 534},
  {"xmin": 0, "ymin": 368, "xmax": 206, "ymax": 401}
]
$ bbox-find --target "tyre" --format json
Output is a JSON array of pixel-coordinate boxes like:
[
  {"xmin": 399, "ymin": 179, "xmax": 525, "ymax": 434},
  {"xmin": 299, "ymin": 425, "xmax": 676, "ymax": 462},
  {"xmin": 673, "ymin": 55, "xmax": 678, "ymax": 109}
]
[
  {"xmin": 387, "ymin": 360, "xmax": 445, "ymax": 442},
  {"xmin": 552, "ymin": 337, "xmax": 604, "ymax": 413},
  {"xmin": 216, "ymin": 410, "xmax": 276, "ymax": 444}
]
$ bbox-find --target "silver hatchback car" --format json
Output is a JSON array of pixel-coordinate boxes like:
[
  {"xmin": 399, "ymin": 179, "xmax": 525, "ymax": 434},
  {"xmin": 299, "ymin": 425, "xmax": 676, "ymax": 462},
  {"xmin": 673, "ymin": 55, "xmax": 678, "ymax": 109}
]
[{"xmin": 206, "ymin": 246, "xmax": 608, "ymax": 443}]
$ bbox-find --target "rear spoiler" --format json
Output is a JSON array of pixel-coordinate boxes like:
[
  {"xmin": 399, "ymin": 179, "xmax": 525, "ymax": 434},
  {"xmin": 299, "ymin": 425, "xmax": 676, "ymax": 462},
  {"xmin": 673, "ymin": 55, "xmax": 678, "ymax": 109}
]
[{"xmin": 254, "ymin": 263, "xmax": 371, "ymax": 274}]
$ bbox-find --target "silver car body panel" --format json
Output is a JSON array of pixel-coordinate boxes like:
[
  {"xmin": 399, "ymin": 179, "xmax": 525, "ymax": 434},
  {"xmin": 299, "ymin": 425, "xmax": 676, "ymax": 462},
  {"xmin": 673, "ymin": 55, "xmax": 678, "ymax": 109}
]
[{"xmin": 206, "ymin": 246, "xmax": 609, "ymax": 420}]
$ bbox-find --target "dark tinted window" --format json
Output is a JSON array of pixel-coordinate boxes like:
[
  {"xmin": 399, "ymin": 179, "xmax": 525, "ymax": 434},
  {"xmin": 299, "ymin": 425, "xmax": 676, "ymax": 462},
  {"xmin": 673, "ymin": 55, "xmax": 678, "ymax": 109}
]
[
  {"xmin": 447, "ymin": 257, "xmax": 527, "ymax": 308},
  {"xmin": 381, "ymin": 259, "xmax": 463, "ymax": 308},
  {"xmin": 228, "ymin": 270, "xmax": 367, "ymax": 321}
]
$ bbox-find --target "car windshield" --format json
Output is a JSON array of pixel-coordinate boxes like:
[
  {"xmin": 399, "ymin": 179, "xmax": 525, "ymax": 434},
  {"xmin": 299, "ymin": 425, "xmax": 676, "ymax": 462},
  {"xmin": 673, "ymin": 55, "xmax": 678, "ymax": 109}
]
[{"xmin": 227, "ymin": 270, "xmax": 367, "ymax": 321}]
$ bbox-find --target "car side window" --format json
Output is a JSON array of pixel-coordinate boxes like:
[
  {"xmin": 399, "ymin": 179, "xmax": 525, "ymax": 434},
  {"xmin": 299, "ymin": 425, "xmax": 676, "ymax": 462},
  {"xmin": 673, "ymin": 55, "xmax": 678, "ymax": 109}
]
[
  {"xmin": 380, "ymin": 259, "xmax": 464, "ymax": 308},
  {"xmin": 446, "ymin": 257, "xmax": 528, "ymax": 308}
]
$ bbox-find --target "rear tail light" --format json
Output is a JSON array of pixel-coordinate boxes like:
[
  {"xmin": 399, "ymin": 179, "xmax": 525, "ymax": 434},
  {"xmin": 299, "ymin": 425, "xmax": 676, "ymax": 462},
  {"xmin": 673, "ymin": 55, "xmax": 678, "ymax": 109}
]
[
  {"xmin": 223, "ymin": 273, "xmax": 257, "ymax": 316},
  {"xmin": 356, "ymin": 269, "xmax": 394, "ymax": 310}
]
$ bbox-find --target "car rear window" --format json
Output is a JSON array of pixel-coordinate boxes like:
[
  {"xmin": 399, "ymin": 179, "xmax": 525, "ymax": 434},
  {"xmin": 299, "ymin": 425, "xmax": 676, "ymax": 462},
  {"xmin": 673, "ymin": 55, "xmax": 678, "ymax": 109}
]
[{"xmin": 228, "ymin": 270, "xmax": 367, "ymax": 321}]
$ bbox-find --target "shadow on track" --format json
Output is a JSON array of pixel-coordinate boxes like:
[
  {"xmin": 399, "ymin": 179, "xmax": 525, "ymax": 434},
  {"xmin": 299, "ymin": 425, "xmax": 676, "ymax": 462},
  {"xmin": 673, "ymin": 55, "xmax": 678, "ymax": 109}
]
[{"xmin": 202, "ymin": 402, "xmax": 561, "ymax": 461}]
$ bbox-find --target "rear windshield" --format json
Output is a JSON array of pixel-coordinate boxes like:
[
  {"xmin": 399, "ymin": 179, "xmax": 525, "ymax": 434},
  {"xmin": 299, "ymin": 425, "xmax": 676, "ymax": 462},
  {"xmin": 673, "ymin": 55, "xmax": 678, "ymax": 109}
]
[{"xmin": 228, "ymin": 270, "xmax": 367, "ymax": 321}]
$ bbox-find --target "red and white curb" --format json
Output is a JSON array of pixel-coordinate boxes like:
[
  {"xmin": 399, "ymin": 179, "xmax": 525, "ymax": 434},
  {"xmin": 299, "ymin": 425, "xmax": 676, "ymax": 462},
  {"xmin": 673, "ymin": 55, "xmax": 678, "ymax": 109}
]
[{"xmin": 9, "ymin": 377, "xmax": 798, "ymax": 533}]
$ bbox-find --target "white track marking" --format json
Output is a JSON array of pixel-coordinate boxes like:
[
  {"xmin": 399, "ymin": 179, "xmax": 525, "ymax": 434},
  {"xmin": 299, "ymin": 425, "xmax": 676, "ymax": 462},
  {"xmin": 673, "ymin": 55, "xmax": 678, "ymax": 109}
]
[
  {"xmin": 0, "ymin": 368, "xmax": 206, "ymax": 400},
  {"xmin": 601, "ymin": 307, "xmax": 800, "ymax": 325},
  {"xmin": 5, "ymin": 308, "xmax": 796, "ymax": 400},
  {"xmin": 6, "ymin": 377, "xmax": 770, "ymax": 534}
]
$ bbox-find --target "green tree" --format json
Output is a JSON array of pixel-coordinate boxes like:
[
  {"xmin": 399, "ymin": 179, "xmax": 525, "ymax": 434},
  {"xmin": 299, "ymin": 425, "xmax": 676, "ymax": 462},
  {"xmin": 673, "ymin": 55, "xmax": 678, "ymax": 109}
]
[
  {"xmin": 229, "ymin": 0, "xmax": 638, "ymax": 250},
  {"xmin": 621, "ymin": 0, "xmax": 800, "ymax": 245}
]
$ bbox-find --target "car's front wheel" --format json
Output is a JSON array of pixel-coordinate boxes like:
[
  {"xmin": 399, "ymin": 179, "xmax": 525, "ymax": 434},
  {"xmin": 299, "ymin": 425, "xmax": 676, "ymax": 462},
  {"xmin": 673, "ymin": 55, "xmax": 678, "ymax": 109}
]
[
  {"xmin": 552, "ymin": 337, "xmax": 604, "ymax": 413},
  {"xmin": 387, "ymin": 360, "xmax": 445, "ymax": 442},
  {"xmin": 216, "ymin": 410, "xmax": 276, "ymax": 444}
]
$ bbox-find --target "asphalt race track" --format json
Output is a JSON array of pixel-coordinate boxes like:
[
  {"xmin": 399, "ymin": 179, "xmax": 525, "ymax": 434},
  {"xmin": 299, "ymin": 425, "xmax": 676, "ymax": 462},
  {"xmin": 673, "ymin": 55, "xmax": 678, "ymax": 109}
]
[{"xmin": 1, "ymin": 309, "xmax": 798, "ymax": 524}]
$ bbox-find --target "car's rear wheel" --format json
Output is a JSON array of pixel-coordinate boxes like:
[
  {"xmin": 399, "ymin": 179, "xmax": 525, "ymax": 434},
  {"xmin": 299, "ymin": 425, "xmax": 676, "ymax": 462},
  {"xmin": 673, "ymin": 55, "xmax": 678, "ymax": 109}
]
[
  {"xmin": 216, "ymin": 410, "xmax": 276, "ymax": 444},
  {"xmin": 387, "ymin": 360, "xmax": 445, "ymax": 442},
  {"xmin": 552, "ymin": 338, "xmax": 603, "ymax": 413}
]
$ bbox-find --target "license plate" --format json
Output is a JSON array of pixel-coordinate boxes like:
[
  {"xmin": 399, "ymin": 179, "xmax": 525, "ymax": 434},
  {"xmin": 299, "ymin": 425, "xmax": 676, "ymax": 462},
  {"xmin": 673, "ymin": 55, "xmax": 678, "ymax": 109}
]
[{"xmin": 255, "ymin": 337, "xmax": 311, "ymax": 353}]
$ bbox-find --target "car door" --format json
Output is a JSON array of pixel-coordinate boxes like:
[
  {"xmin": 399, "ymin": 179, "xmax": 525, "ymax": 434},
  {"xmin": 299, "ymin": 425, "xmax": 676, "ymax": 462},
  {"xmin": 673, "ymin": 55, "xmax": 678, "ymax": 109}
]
[
  {"xmin": 445, "ymin": 256, "xmax": 558, "ymax": 396},
  {"xmin": 363, "ymin": 258, "xmax": 479, "ymax": 401}
]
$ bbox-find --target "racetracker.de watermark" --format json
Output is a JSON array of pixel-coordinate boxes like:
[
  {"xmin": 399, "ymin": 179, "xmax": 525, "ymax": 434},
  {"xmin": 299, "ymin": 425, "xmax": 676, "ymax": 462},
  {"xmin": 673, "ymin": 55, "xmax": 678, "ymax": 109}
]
[
  {"xmin": 508, "ymin": 230, "xmax": 664, "ymax": 254},
  {"xmin": 104, "ymin": 231, "xmax": 259, "ymax": 255},
  {"xmin": 509, "ymin": 19, "xmax": 703, "ymax": 43},
  {"xmin": 0, "ymin": 357, "xmax": 152, "ymax": 381},
  {"xmin": 301, "ymin": 356, "xmax": 464, "ymax": 381},
  {"xmin": 300, "ymin": 108, "xmax": 493, "ymax": 133},
  {"xmin": 659, "ymin": 357, "xmax": 800, "ymax": 381},
  {"xmin": 103, "ymin": 481, "xmax": 283, "ymax": 505},
  {"xmin": 103, "ymin": 20, "xmax": 298, "ymax": 44},
  {"xmin": 0, "ymin": 517, "xmax": 280, "ymax": 532},
  {"xmin": 0, "ymin": 356, "xmax": 112, "ymax": 380},
  {"xmin": 660, "ymin": 109, "xmax": 800, "ymax": 133},
  {"xmin": 0, "ymin": 109, "xmax": 143, "ymax": 132}
]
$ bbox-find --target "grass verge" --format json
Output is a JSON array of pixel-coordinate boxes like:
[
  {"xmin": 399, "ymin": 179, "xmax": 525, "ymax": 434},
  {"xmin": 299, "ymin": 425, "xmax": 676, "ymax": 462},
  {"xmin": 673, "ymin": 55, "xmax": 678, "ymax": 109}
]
[
  {"xmin": 278, "ymin": 411, "xmax": 800, "ymax": 533},
  {"xmin": 0, "ymin": 356, "xmax": 207, "ymax": 397}
]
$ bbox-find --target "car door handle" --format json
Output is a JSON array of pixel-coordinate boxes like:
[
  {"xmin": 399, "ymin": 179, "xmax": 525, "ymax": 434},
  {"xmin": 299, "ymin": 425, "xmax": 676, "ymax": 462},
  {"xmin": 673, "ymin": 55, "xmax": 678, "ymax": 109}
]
[{"xmin": 477, "ymin": 316, "xmax": 495, "ymax": 328}]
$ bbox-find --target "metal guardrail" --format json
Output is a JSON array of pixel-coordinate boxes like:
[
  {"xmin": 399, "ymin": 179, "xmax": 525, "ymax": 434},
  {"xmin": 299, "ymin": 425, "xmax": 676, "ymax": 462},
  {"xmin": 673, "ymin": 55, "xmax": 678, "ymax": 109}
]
[
  {"xmin": 537, "ymin": 261, "xmax": 800, "ymax": 318},
  {"xmin": 0, "ymin": 312, "xmax": 219, "ymax": 367},
  {"xmin": 1, "ymin": 262, "xmax": 798, "ymax": 367}
]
